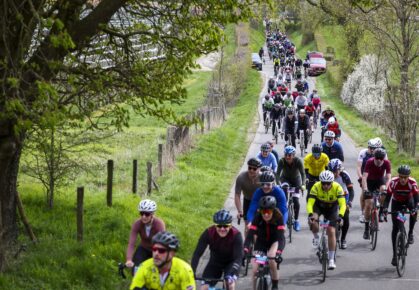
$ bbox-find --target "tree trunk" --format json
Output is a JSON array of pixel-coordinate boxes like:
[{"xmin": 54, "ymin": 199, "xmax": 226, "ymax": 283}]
[{"xmin": 0, "ymin": 129, "xmax": 24, "ymax": 271}]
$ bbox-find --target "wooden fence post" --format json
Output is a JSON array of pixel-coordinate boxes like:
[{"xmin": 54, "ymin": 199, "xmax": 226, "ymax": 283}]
[
  {"xmin": 207, "ymin": 109, "xmax": 211, "ymax": 131},
  {"xmin": 107, "ymin": 160, "xmax": 113, "ymax": 207},
  {"xmin": 158, "ymin": 144, "xmax": 163, "ymax": 176},
  {"xmin": 132, "ymin": 159, "xmax": 138, "ymax": 194},
  {"xmin": 147, "ymin": 161, "xmax": 153, "ymax": 194},
  {"xmin": 201, "ymin": 112, "xmax": 205, "ymax": 133},
  {"xmin": 16, "ymin": 191, "xmax": 37, "ymax": 242},
  {"xmin": 77, "ymin": 187, "xmax": 84, "ymax": 242},
  {"xmin": 169, "ymin": 140, "xmax": 175, "ymax": 163}
]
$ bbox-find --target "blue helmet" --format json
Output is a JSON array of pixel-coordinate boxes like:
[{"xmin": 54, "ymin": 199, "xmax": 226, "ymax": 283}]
[
  {"xmin": 328, "ymin": 158, "xmax": 343, "ymax": 172},
  {"xmin": 213, "ymin": 209, "xmax": 233, "ymax": 225},
  {"xmin": 284, "ymin": 146, "xmax": 296, "ymax": 155}
]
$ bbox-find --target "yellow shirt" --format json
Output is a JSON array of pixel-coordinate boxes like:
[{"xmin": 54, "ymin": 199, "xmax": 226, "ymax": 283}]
[
  {"xmin": 130, "ymin": 257, "xmax": 196, "ymax": 290},
  {"xmin": 307, "ymin": 181, "xmax": 346, "ymax": 216},
  {"xmin": 304, "ymin": 153, "xmax": 330, "ymax": 177}
]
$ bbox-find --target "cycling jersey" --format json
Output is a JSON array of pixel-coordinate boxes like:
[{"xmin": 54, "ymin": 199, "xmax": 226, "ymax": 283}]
[
  {"xmin": 130, "ymin": 257, "xmax": 195, "ymax": 290},
  {"xmin": 364, "ymin": 158, "xmax": 391, "ymax": 180},
  {"xmin": 312, "ymin": 96, "xmax": 320, "ymax": 108},
  {"xmin": 321, "ymin": 140, "xmax": 344, "ymax": 162},
  {"xmin": 304, "ymin": 153, "xmax": 329, "ymax": 177},
  {"xmin": 277, "ymin": 157, "xmax": 306, "ymax": 185},
  {"xmin": 244, "ymin": 213, "xmax": 285, "ymax": 252},
  {"xmin": 357, "ymin": 149, "xmax": 374, "ymax": 174},
  {"xmin": 234, "ymin": 171, "xmax": 259, "ymax": 200},
  {"xmin": 247, "ymin": 186, "xmax": 288, "ymax": 223},
  {"xmin": 257, "ymin": 152, "xmax": 278, "ymax": 173},
  {"xmin": 262, "ymin": 99, "xmax": 274, "ymax": 110},
  {"xmin": 307, "ymin": 181, "xmax": 346, "ymax": 217},
  {"xmin": 386, "ymin": 177, "xmax": 418, "ymax": 203},
  {"xmin": 325, "ymin": 122, "xmax": 341, "ymax": 138},
  {"xmin": 334, "ymin": 170, "xmax": 354, "ymax": 203}
]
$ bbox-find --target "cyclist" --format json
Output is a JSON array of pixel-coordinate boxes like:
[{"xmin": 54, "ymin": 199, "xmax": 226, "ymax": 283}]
[
  {"xmin": 278, "ymin": 83, "xmax": 288, "ymax": 97},
  {"xmin": 259, "ymin": 47, "xmax": 264, "ymax": 60},
  {"xmin": 321, "ymin": 131, "xmax": 344, "ymax": 162},
  {"xmin": 270, "ymin": 104, "xmax": 283, "ymax": 140},
  {"xmin": 320, "ymin": 106, "xmax": 335, "ymax": 129},
  {"xmin": 302, "ymin": 79, "xmax": 309, "ymax": 93},
  {"xmin": 296, "ymin": 109, "xmax": 310, "ymax": 154},
  {"xmin": 277, "ymin": 146, "xmax": 306, "ymax": 231},
  {"xmin": 126, "ymin": 199, "xmax": 166, "ymax": 274},
  {"xmin": 357, "ymin": 138, "xmax": 380, "ymax": 223},
  {"xmin": 295, "ymin": 80, "xmax": 304, "ymax": 92},
  {"xmin": 311, "ymin": 90, "xmax": 321, "ymax": 115},
  {"xmin": 257, "ymin": 143, "xmax": 278, "ymax": 173},
  {"xmin": 267, "ymin": 141, "xmax": 280, "ymax": 165},
  {"xmin": 324, "ymin": 117, "xmax": 341, "ymax": 141},
  {"xmin": 283, "ymin": 92, "xmax": 293, "ymax": 109},
  {"xmin": 262, "ymin": 94, "xmax": 274, "ymax": 122},
  {"xmin": 246, "ymin": 171, "xmax": 288, "ymax": 224},
  {"xmin": 304, "ymin": 102, "xmax": 316, "ymax": 119},
  {"xmin": 267, "ymin": 77, "xmax": 276, "ymax": 93},
  {"xmin": 244, "ymin": 196, "xmax": 285, "ymax": 290},
  {"xmin": 295, "ymin": 92, "xmax": 307, "ymax": 112},
  {"xmin": 382, "ymin": 165, "xmax": 418, "ymax": 266},
  {"xmin": 192, "ymin": 210, "xmax": 243, "ymax": 290},
  {"xmin": 304, "ymin": 144, "xmax": 330, "ymax": 201},
  {"xmin": 328, "ymin": 159, "xmax": 354, "ymax": 249},
  {"xmin": 281, "ymin": 108, "xmax": 298, "ymax": 148},
  {"xmin": 307, "ymin": 170, "xmax": 346, "ymax": 270},
  {"xmin": 130, "ymin": 231, "xmax": 195, "ymax": 290},
  {"xmin": 234, "ymin": 158, "xmax": 262, "ymax": 227},
  {"xmin": 361, "ymin": 148, "xmax": 391, "ymax": 239}
]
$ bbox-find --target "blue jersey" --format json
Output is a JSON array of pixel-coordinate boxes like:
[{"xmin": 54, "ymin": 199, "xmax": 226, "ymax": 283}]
[
  {"xmin": 321, "ymin": 141, "xmax": 344, "ymax": 162},
  {"xmin": 257, "ymin": 152, "xmax": 278, "ymax": 173},
  {"xmin": 247, "ymin": 186, "xmax": 288, "ymax": 223}
]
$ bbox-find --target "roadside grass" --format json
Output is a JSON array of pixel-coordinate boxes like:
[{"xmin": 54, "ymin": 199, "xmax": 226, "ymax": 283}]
[
  {"xmin": 289, "ymin": 24, "xmax": 418, "ymax": 177},
  {"xmin": 1, "ymin": 24, "xmax": 263, "ymax": 290}
]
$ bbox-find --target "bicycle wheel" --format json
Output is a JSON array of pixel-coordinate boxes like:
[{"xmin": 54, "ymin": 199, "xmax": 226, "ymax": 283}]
[
  {"xmin": 321, "ymin": 238, "xmax": 327, "ymax": 282},
  {"xmin": 287, "ymin": 203, "xmax": 294, "ymax": 243},
  {"xmin": 396, "ymin": 232, "xmax": 406, "ymax": 277},
  {"xmin": 256, "ymin": 276, "xmax": 268, "ymax": 290},
  {"xmin": 370, "ymin": 210, "xmax": 379, "ymax": 251},
  {"xmin": 264, "ymin": 118, "xmax": 269, "ymax": 134}
]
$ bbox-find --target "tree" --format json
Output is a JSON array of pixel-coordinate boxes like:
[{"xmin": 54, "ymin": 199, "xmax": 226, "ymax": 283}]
[{"xmin": 0, "ymin": 0, "xmax": 263, "ymax": 270}]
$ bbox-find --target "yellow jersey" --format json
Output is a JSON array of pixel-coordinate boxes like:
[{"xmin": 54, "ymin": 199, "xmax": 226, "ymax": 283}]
[
  {"xmin": 304, "ymin": 153, "xmax": 330, "ymax": 177},
  {"xmin": 130, "ymin": 257, "xmax": 196, "ymax": 290},
  {"xmin": 307, "ymin": 181, "xmax": 346, "ymax": 216}
]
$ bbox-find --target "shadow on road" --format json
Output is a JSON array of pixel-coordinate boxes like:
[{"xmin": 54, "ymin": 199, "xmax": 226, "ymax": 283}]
[
  {"xmin": 331, "ymin": 266, "xmax": 396, "ymax": 280},
  {"xmin": 281, "ymin": 270, "xmax": 325, "ymax": 286}
]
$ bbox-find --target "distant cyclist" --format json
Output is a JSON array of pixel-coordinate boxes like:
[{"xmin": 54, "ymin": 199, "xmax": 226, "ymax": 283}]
[
  {"xmin": 125, "ymin": 199, "xmax": 166, "ymax": 274},
  {"xmin": 262, "ymin": 94, "xmax": 274, "ymax": 122},
  {"xmin": 130, "ymin": 231, "xmax": 195, "ymax": 290},
  {"xmin": 296, "ymin": 109, "xmax": 310, "ymax": 154},
  {"xmin": 257, "ymin": 143, "xmax": 278, "ymax": 173},
  {"xmin": 321, "ymin": 131, "xmax": 344, "ymax": 162},
  {"xmin": 282, "ymin": 108, "xmax": 298, "ymax": 147},
  {"xmin": 304, "ymin": 144, "xmax": 330, "ymax": 201},
  {"xmin": 192, "ymin": 210, "xmax": 243, "ymax": 290}
]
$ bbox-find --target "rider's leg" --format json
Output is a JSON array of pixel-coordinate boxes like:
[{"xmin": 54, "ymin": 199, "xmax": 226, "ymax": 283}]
[
  {"xmin": 309, "ymin": 213, "xmax": 319, "ymax": 235},
  {"xmin": 341, "ymin": 208, "xmax": 350, "ymax": 242},
  {"xmin": 267, "ymin": 242, "xmax": 279, "ymax": 283},
  {"xmin": 291, "ymin": 134, "xmax": 296, "ymax": 147},
  {"xmin": 250, "ymin": 258, "xmax": 259, "ymax": 290},
  {"xmin": 304, "ymin": 131, "xmax": 308, "ymax": 149},
  {"xmin": 327, "ymin": 226, "xmax": 337, "ymax": 259}
]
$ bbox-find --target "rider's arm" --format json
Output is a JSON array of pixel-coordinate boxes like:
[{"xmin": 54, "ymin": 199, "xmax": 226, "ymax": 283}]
[
  {"xmin": 338, "ymin": 195, "xmax": 347, "ymax": 217},
  {"xmin": 297, "ymin": 158, "xmax": 306, "ymax": 185},
  {"xmin": 362, "ymin": 171, "xmax": 369, "ymax": 192},
  {"xmin": 226, "ymin": 232, "xmax": 244, "ymax": 277},
  {"xmin": 234, "ymin": 175, "xmax": 243, "ymax": 216},
  {"xmin": 337, "ymin": 143, "xmax": 344, "ymax": 162},
  {"xmin": 126, "ymin": 220, "xmax": 141, "ymax": 262},
  {"xmin": 306, "ymin": 183, "xmax": 318, "ymax": 214},
  {"xmin": 129, "ymin": 261, "xmax": 149, "ymax": 290},
  {"xmin": 384, "ymin": 160, "xmax": 392, "ymax": 188},
  {"xmin": 244, "ymin": 218, "xmax": 258, "ymax": 249},
  {"xmin": 273, "ymin": 219, "xmax": 286, "ymax": 252},
  {"xmin": 271, "ymin": 153, "xmax": 278, "ymax": 173},
  {"xmin": 274, "ymin": 187, "xmax": 288, "ymax": 223},
  {"xmin": 356, "ymin": 158, "xmax": 363, "ymax": 179},
  {"xmin": 383, "ymin": 180, "xmax": 394, "ymax": 208},
  {"xmin": 246, "ymin": 189, "xmax": 262, "ymax": 222},
  {"xmin": 191, "ymin": 229, "xmax": 210, "ymax": 272}
]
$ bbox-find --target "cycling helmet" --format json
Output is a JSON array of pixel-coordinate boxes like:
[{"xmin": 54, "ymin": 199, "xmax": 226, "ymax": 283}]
[
  {"xmin": 328, "ymin": 117, "xmax": 336, "ymax": 124},
  {"xmin": 286, "ymin": 91, "xmax": 291, "ymax": 95},
  {"xmin": 258, "ymin": 196, "xmax": 277, "ymax": 209},
  {"xmin": 319, "ymin": 170, "xmax": 335, "ymax": 182},
  {"xmin": 260, "ymin": 171, "xmax": 275, "ymax": 183},
  {"xmin": 261, "ymin": 143, "xmax": 271, "ymax": 152},
  {"xmin": 286, "ymin": 108, "xmax": 294, "ymax": 115},
  {"xmin": 247, "ymin": 157, "xmax": 262, "ymax": 168},
  {"xmin": 374, "ymin": 148, "xmax": 386, "ymax": 159},
  {"xmin": 274, "ymin": 103, "xmax": 281, "ymax": 109},
  {"xmin": 325, "ymin": 105, "xmax": 331, "ymax": 111},
  {"xmin": 308, "ymin": 101, "xmax": 313, "ymax": 106},
  {"xmin": 324, "ymin": 131, "xmax": 335, "ymax": 138},
  {"xmin": 138, "ymin": 199, "xmax": 157, "ymax": 212},
  {"xmin": 284, "ymin": 145, "xmax": 296, "ymax": 155},
  {"xmin": 264, "ymin": 94, "xmax": 270, "ymax": 100},
  {"xmin": 328, "ymin": 158, "xmax": 343, "ymax": 172},
  {"xmin": 312, "ymin": 144, "xmax": 322, "ymax": 154},
  {"xmin": 397, "ymin": 165, "xmax": 411, "ymax": 176},
  {"xmin": 260, "ymin": 165, "xmax": 272, "ymax": 173},
  {"xmin": 213, "ymin": 209, "xmax": 233, "ymax": 225},
  {"xmin": 299, "ymin": 109, "xmax": 305, "ymax": 114},
  {"xmin": 367, "ymin": 138, "xmax": 379, "ymax": 148},
  {"xmin": 152, "ymin": 231, "xmax": 179, "ymax": 250},
  {"xmin": 374, "ymin": 137, "xmax": 383, "ymax": 148}
]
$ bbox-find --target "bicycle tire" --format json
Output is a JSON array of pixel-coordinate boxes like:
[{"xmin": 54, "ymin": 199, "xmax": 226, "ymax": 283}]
[
  {"xmin": 264, "ymin": 117, "xmax": 270, "ymax": 134},
  {"xmin": 256, "ymin": 276, "xmax": 268, "ymax": 290},
  {"xmin": 321, "ymin": 238, "xmax": 327, "ymax": 282},
  {"xmin": 287, "ymin": 203, "xmax": 294, "ymax": 243},
  {"xmin": 370, "ymin": 210, "xmax": 379, "ymax": 251},
  {"xmin": 396, "ymin": 231, "xmax": 406, "ymax": 277},
  {"xmin": 243, "ymin": 243, "xmax": 253, "ymax": 277}
]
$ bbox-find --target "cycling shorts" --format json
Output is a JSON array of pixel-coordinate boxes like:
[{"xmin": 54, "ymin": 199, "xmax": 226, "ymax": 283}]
[{"xmin": 313, "ymin": 202, "xmax": 338, "ymax": 227}]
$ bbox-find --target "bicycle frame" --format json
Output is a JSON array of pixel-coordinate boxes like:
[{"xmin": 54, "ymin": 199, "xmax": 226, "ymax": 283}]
[
  {"xmin": 369, "ymin": 190, "xmax": 381, "ymax": 251},
  {"xmin": 314, "ymin": 218, "xmax": 332, "ymax": 282},
  {"xmin": 388, "ymin": 208, "xmax": 411, "ymax": 277},
  {"xmin": 250, "ymin": 254, "xmax": 281, "ymax": 290},
  {"xmin": 299, "ymin": 130, "xmax": 305, "ymax": 157},
  {"xmin": 195, "ymin": 277, "xmax": 230, "ymax": 290}
]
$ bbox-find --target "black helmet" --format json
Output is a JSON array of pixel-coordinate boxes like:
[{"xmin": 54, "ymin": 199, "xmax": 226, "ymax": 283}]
[
  {"xmin": 213, "ymin": 209, "xmax": 233, "ymax": 225},
  {"xmin": 312, "ymin": 144, "xmax": 322, "ymax": 154},
  {"xmin": 261, "ymin": 143, "xmax": 271, "ymax": 152},
  {"xmin": 247, "ymin": 157, "xmax": 262, "ymax": 168},
  {"xmin": 397, "ymin": 165, "xmax": 411, "ymax": 176},
  {"xmin": 308, "ymin": 101, "xmax": 313, "ymax": 106},
  {"xmin": 260, "ymin": 171, "xmax": 275, "ymax": 183},
  {"xmin": 260, "ymin": 165, "xmax": 272, "ymax": 173},
  {"xmin": 152, "ymin": 231, "xmax": 179, "ymax": 250},
  {"xmin": 286, "ymin": 108, "xmax": 294, "ymax": 115},
  {"xmin": 258, "ymin": 196, "xmax": 276, "ymax": 209},
  {"xmin": 374, "ymin": 148, "xmax": 386, "ymax": 159}
]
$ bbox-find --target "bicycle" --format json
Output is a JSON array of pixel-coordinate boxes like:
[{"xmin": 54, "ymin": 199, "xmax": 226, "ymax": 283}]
[
  {"xmin": 335, "ymin": 220, "xmax": 342, "ymax": 251},
  {"xmin": 369, "ymin": 190, "xmax": 382, "ymax": 251},
  {"xmin": 246, "ymin": 253, "xmax": 282, "ymax": 290},
  {"xmin": 118, "ymin": 262, "xmax": 128, "ymax": 279},
  {"xmin": 388, "ymin": 207, "xmax": 412, "ymax": 277},
  {"xmin": 299, "ymin": 130, "xmax": 305, "ymax": 157},
  {"xmin": 284, "ymin": 186, "xmax": 299, "ymax": 243},
  {"xmin": 272, "ymin": 119, "xmax": 280, "ymax": 144},
  {"xmin": 195, "ymin": 277, "xmax": 231, "ymax": 290},
  {"xmin": 264, "ymin": 114, "xmax": 270, "ymax": 134},
  {"xmin": 307, "ymin": 118, "xmax": 313, "ymax": 143},
  {"xmin": 314, "ymin": 218, "xmax": 332, "ymax": 282}
]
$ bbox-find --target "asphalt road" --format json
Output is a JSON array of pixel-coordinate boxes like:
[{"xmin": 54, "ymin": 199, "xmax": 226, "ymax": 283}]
[{"xmin": 195, "ymin": 53, "xmax": 419, "ymax": 289}]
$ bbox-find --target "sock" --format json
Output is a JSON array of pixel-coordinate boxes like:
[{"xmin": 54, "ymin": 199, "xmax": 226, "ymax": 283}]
[
  {"xmin": 328, "ymin": 251, "xmax": 335, "ymax": 260},
  {"xmin": 272, "ymin": 280, "xmax": 278, "ymax": 287},
  {"xmin": 365, "ymin": 222, "xmax": 369, "ymax": 230}
]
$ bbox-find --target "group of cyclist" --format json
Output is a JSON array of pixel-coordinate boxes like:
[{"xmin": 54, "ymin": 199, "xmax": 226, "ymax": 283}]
[{"xmin": 124, "ymin": 26, "xmax": 417, "ymax": 290}]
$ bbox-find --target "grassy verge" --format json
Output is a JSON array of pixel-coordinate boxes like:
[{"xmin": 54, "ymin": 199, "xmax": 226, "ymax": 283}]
[
  {"xmin": 287, "ymin": 24, "xmax": 418, "ymax": 176},
  {"xmin": 0, "ymin": 24, "xmax": 263, "ymax": 290}
]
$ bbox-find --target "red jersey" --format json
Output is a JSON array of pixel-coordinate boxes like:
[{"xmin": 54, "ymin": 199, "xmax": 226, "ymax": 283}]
[
  {"xmin": 326, "ymin": 122, "xmax": 341, "ymax": 137},
  {"xmin": 305, "ymin": 105, "xmax": 315, "ymax": 114},
  {"xmin": 387, "ymin": 177, "xmax": 419, "ymax": 202},
  {"xmin": 312, "ymin": 96, "xmax": 320, "ymax": 107},
  {"xmin": 291, "ymin": 91, "xmax": 299, "ymax": 100},
  {"xmin": 364, "ymin": 158, "xmax": 391, "ymax": 180}
]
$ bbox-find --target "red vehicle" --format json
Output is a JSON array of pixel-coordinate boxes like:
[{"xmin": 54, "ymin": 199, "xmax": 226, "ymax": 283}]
[{"xmin": 307, "ymin": 51, "xmax": 327, "ymax": 77}]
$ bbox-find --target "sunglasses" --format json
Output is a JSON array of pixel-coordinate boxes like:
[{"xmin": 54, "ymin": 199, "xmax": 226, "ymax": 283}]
[
  {"xmin": 261, "ymin": 182, "xmax": 273, "ymax": 187},
  {"xmin": 216, "ymin": 224, "xmax": 231, "ymax": 229},
  {"xmin": 152, "ymin": 246, "xmax": 168, "ymax": 254},
  {"xmin": 140, "ymin": 211, "xmax": 152, "ymax": 217},
  {"xmin": 325, "ymin": 138, "xmax": 333, "ymax": 141},
  {"xmin": 375, "ymin": 158, "xmax": 384, "ymax": 161},
  {"xmin": 261, "ymin": 209, "xmax": 273, "ymax": 215},
  {"xmin": 321, "ymin": 182, "xmax": 332, "ymax": 186},
  {"xmin": 399, "ymin": 175, "xmax": 409, "ymax": 179},
  {"xmin": 248, "ymin": 166, "xmax": 259, "ymax": 171}
]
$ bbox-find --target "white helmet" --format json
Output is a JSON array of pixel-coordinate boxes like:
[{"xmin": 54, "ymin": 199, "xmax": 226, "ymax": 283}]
[
  {"xmin": 368, "ymin": 138, "xmax": 380, "ymax": 148},
  {"xmin": 374, "ymin": 137, "xmax": 383, "ymax": 147},
  {"xmin": 324, "ymin": 131, "xmax": 335, "ymax": 138},
  {"xmin": 299, "ymin": 109, "xmax": 305, "ymax": 114},
  {"xmin": 328, "ymin": 117, "xmax": 336, "ymax": 124},
  {"xmin": 138, "ymin": 199, "xmax": 157, "ymax": 212},
  {"xmin": 319, "ymin": 170, "xmax": 335, "ymax": 182}
]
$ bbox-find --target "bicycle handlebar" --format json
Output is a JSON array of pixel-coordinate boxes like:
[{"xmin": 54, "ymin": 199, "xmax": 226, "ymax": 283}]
[{"xmin": 118, "ymin": 262, "xmax": 127, "ymax": 279}]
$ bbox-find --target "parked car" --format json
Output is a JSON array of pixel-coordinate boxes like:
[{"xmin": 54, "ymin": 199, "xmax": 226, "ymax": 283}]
[
  {"xmin": 251, "ymin": 53, "xmax": 263, "ymax": 71},
  {"xmin": 307, "ymin": 51, "xmax": 327, "ymax": 77}
]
